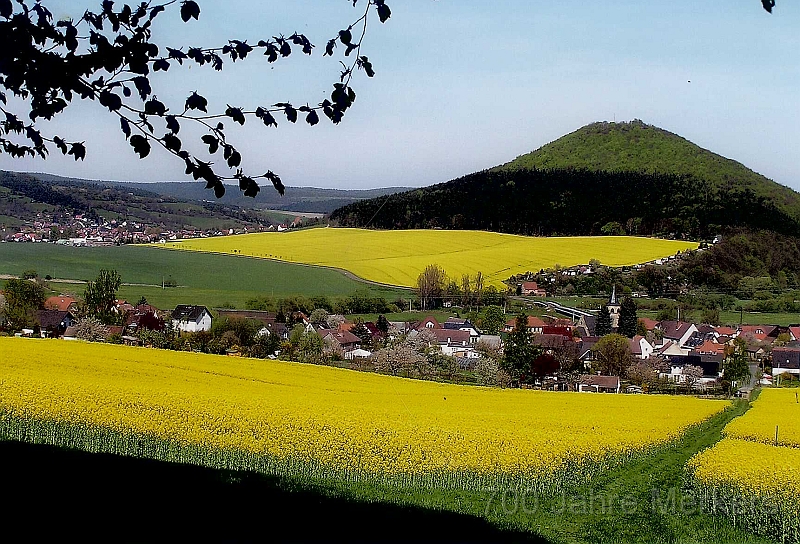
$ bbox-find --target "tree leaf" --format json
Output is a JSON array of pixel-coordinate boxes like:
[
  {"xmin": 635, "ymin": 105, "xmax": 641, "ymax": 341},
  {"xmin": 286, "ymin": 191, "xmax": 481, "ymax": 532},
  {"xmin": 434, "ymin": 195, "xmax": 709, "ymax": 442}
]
[
  {"xmin": 144, "ymin": 98, "xmax": 167, "ymax": 116},
  {"xmin": 165, "ymin": 115, "xmax": 180, "ymax": 134},
  {"xmin": 201, "ymin": 134, "xmax": 219, "ymax": 154},
  {"xmin": 377, "ymin": 3, "xmax": 391, "ymax": 23},
  {"xmin": 256, "ymin": 107, "xmax": 278, "ymax": 127},
  {"xmin": 0, "ymin": 0, "xmax": 12, "ymax": 18},
  {"xmin": 120, "ymin": 117, "xmax": 131, "ymax": 139},
  {"xmin": 68, "ymin": 142, "xmax": 86, "ymax": 161},
  {"xmin": 265, "ymin": 171, "xmax": 285, "ymax": 196},
  {"xmin": 133, "ymin": 77, "xmax": 152, "ymax": 101},
  {"xmin": 162, "ymin": 133, "xmax": 182, "ymax": 153},
  {"xmin": 225, "ymin": 105, "xmax": 245, "ymax": 125},
  {"xmin": 129, "ymin": 135, "xmax": 151, "ymax": 158},
  {"xmin": 99, "ymin": 90, "xmax": 122, "ymax": 112},
  {"xmin": 306, "ymin": 110, "xmax": 319, "ymax": 126},
  {"xmin": 180, "ymin": 0, "xmax": 200, "ymax": 22},
  {"xmin": 185, "ymin": 91, "xmax": 208, "ymax": 112},
  {"xmin": 227, "ymin": 150, "xmax": 241, "ymax": 168}
]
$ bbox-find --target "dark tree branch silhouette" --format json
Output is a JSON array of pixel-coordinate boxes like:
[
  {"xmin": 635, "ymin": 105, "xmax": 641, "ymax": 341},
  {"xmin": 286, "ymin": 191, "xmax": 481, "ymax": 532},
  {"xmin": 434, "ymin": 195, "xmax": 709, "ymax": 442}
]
[{"xmin": 0, "ymin": 0, "xmax": 391, "ymax": 198}]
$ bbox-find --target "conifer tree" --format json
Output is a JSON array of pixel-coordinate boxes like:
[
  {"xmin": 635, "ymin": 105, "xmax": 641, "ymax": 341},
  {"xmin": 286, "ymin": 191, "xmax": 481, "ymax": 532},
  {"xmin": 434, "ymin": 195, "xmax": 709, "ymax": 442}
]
[
  {"xmin": 618, "ymin": 296, "xmax": 638, "ymax": 338},
  {"xmin": 596, "ymin": 305, "xmax": 612, "ymax": 337}
]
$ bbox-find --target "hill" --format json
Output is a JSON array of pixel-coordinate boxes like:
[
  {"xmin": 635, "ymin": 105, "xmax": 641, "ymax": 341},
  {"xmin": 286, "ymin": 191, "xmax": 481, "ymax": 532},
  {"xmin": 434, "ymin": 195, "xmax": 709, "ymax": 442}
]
[
  {"xmin": 330, "ymin": 121, "xmax": 800, "ymax": 238},
  {"xmin": 498, "ymin": 120, "xmax": 800, "ymax": 220},
  {"xmin": 0, "ymin": 170, "xmax": 270, "ymax": 232},
  {"xmin": 27, "ymin": 173, "xmax": 408, "ymax": 215}
]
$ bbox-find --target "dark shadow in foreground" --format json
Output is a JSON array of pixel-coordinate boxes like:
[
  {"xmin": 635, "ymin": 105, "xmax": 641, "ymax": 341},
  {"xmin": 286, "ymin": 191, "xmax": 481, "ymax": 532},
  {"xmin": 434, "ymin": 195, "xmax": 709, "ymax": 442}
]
[{"xmin": 0, "ymin": 440, "xmax": 546, "ymax": 544}]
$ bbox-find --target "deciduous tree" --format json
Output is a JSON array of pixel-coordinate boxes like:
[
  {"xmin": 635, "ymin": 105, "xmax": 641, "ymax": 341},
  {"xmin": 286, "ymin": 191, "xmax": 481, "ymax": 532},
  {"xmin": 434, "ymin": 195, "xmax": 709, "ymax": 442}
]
[
  {"xmin": 593, "ymin": 333, "xmax": 632, "ymax": 377},
  {"xmin": 415, "ymin": 264, "xmax": 447, "ymax": 311},
  {"xmin": 3, "ymin": 277, "xmax": 45, "ymax": 330},
  {"xmin": 83, "ymin": 269, "xmax": 121, "ymax": 324},
  {"xmin": 480, "ymin": 305, "xmax": 505, "ymax": 336}
]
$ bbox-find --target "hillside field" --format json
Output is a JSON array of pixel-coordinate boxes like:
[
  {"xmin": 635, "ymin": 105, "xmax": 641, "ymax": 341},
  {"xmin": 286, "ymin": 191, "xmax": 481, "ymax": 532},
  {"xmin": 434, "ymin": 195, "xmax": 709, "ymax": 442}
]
[
  {"xmin": 0, "ymin": 243, "xmax": 404, "ymax": 308},
  {"xmin": 160, "ymin": 229, "xmax": 698, "ymax": 288}
]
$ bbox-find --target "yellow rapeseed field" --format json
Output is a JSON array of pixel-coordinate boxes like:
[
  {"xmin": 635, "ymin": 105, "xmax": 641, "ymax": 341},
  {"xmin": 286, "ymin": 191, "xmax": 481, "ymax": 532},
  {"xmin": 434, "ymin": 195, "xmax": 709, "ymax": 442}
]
[
  {"xmin": 0, "ymin": 338, "xmax": 725, "ymax": 488},
  {"xmin": 723, "ymin": 388, "xmax": 800, "ymax": 447},
  {"xmin": 158, "ymin": 229, "xmax": 697, "ymax": 288},
  {"xmin": 686, "ymin": 390, "xmax": 800, "ymax": 540},
  {"xmin": 688, "ymin": 438, "xmax": 800, "ymax": 497}
]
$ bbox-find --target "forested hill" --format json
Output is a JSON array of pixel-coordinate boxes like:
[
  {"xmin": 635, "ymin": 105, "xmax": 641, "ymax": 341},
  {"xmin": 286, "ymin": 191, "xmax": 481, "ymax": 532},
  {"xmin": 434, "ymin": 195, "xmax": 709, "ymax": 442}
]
[
  {"xmin": 498, "ymin": 120, "xmax": 800, "ymax": 221},
  {"xmin": 329, "ymin": 168, "xmax": 800, "ymax": 238},
  {"xmin": 330, "ymin": 120, "xmax": 800, "ymax": 238}
]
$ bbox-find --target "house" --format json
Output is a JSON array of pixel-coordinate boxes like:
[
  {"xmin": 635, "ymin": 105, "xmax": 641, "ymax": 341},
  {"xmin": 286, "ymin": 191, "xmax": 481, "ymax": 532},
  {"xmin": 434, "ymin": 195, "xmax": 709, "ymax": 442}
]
[
  {"xmin": 661, "ymin": 355, "xmax": 720, "ymax": 385},
  {"xmin": 657, "ymin": 321, "xmax": 699, "ymax": 348},
  {"xmin": 429, "ymin": 328, "xmax": 472, "ymax": 356},
  {"xmin": 629, "ymin": 335, "xmax": 654, "ymax": 360},
  {"xmin": 443, "ymin": 317, "xmax": 481, "ymax": 343},
  {"xmin": 319, "ymin": 329, "xmax": 361, "ymax": 354},
  {"xmin": 171, "ymin": 305, "xmax": 213, "ymax": 333},
  {"xmin": 691, "ymin": 339, "xmax": 727, "ymax": 357},
  {"xmin": 412, "ymin": 316, "xmax": 441, "ymax": 331},
  {"xmin": 739, "ymin": 325, "xmax": 778, "ymax": 343},
  {"xmin": 578, "ymin": 374, "xmax": 621, "ymax": 393},
  {"xmin": 771, "ymin": 347, "xmax": 800, "ymax": 376},
  {"xmin": 789, "ymin": 326, "xmax": 800, "ymax": 342},
  {"xmin": 638, "ymin": 318, "xmax": 659, "ymax": 332},
  {"xmin": 577, "ymin": 336, "xmax": 601, "ymax": 363},
  {"xmin": 519, "ymin": 281, "xmax": 547, "ymax": 297},
  {"xmin": 34, "ymin": 309, "xmax": 75, "ymax": 337},
  {"xmin": 576, "ymin": 315, "xmax": 596, "ymax": 336},
  {"xmin": 504, "ymin": 315, "xmax": 546, "ymax": 334},
  {"xmin": 44, "ymin": 295, "xmax": 79, "ymax": 313}
]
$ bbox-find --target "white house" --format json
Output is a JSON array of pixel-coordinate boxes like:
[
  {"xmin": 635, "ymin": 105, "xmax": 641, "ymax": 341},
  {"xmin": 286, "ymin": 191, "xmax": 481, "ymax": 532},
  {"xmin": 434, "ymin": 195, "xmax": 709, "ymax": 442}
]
[
  {"xmin": 629, "ymin": 335, "xmax": 654, "ymax": 360},
  {"xmin": 171, "ymin": 305, "xmax": 213, "ymax": 333}
]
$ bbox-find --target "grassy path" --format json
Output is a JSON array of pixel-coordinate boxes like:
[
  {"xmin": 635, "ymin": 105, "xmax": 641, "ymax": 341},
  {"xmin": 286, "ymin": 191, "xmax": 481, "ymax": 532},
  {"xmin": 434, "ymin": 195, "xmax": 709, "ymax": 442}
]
[{"xmin": 483, "ymin": 399, "xmax": 772, "ymax": 543}]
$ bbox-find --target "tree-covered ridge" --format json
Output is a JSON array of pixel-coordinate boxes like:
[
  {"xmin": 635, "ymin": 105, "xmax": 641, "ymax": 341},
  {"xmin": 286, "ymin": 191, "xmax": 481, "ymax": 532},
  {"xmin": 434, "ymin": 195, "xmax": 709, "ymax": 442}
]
[
  {"xmin": 330, "ymin": 168, "xmax": 800, "ymax": 239},
  {"xmin": 497, "ymin": 120, "xmax": 800, "ymax": 221}
]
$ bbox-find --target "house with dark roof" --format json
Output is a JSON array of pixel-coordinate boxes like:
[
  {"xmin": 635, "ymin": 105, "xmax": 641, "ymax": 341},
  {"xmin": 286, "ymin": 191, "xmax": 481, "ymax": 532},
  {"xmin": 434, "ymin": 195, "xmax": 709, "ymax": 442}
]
[
  {"xmin": 171, "ymin": 305, "xmax": 212, "ymax": 333},
  {"xmin": 771, "ymin": 347, "xmax": 800, "ymax": 376},
  {"xmin": 429, "ymin": 328, "xmax": 472, "ymax": 356},
  {"xmin": 629, "ymin": 335, "xmax": 654, "ymax": 359},
  {"xmin": 34, "ymin": 309, "xmax": 75, "ymax": 338},
  {"xmin": 578, "ymin": 374, "xmax": 620, "ymax": 393},
  {"xmin": 657, "ymin": 321, "xmax": 698, "ymax": 349},
  {"xmin": 443, "ymin": 317, "xmax": 481, "ymax": 343}
]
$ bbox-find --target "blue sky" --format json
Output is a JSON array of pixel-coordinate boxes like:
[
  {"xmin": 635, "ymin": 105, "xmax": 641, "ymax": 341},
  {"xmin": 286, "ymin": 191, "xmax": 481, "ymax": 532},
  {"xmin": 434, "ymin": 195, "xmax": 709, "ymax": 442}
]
[{"xmin": 2, "ymin": 0, "xmax": 799, "ymax": 193}]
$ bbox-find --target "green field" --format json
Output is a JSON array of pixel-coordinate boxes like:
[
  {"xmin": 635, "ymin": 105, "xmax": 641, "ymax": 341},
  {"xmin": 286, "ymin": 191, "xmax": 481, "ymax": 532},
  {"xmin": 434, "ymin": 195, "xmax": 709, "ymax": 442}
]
[
  {"xmin": 0, "ymin": 243, "xmax": 404, "ymax": 309},
  {"xmin": 161, "ymin": 229, "xmax": 698, "ymax": 288}
]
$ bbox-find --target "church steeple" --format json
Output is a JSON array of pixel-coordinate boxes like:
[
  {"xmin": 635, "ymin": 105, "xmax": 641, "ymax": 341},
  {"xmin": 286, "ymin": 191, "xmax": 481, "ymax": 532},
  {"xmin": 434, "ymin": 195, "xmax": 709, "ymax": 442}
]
[{"xmin": 606, "ymin": 284, "xmax": 621, "ymax": 329}]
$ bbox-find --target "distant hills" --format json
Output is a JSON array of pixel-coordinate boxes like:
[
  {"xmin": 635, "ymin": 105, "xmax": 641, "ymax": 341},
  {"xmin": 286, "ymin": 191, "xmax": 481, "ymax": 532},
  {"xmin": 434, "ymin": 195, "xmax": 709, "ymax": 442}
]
[
  {"xmin": 28, "ymin": 173, "xmax": 407, "ymax": 215},
  {"xmin": 330, "ymin": 120, "xmax": 800, "ymax": 238},
  {"xmin": 0, "ymin": 171, "xmax": 267, "ymax": 231},
  {"xmin": 0, "ymin": 171, "xmax": 410, "ymax": 231}
]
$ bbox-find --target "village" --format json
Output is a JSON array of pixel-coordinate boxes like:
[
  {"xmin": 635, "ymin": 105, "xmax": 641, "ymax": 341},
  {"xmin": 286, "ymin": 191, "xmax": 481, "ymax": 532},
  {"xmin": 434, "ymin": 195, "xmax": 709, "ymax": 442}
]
[
  {"xmin": 16, "ymin": 282, "xmax": 792, "ymax": 397},
  {"xmin": 1, "ymin": 209, "xmax": 305, "ymax": 245}
]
